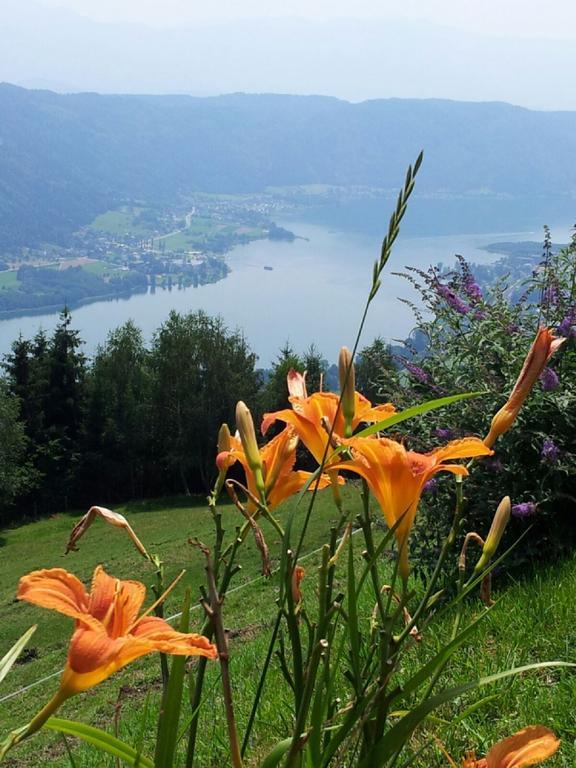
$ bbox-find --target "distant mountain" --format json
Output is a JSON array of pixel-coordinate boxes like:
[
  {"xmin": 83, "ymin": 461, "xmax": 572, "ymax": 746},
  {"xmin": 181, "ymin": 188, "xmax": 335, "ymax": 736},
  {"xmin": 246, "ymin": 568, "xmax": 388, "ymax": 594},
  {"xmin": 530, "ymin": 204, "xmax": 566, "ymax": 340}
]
[{"xmin": 1, "ymin": 84, "xmax": 576, "ymax": 247}]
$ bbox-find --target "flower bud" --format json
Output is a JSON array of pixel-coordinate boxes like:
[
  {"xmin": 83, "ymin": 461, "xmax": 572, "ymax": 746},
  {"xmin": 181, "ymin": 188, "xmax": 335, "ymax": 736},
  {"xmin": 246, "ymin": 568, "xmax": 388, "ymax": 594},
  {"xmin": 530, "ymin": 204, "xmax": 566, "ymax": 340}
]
[
  {"xmin": 475, "ymin": 496, "xmax": 511, "ymax": 573},
  {"xmin": 291, "ymin": 565, "xmax": 305, "ymax": 604},
  {"xmin": 338, "ymin": 346, "xmax": 356, "ymax": 437},
  {"xmin": 235, "ymin": 401, "xmax": 265, "ymax": 497},
  {"xmin": 217, "ymin": 423, "xmax": 231, "ymax": 454},
  {"xmin": 484, "ymin": 327, "xmax": 565, "ymax": 448}
]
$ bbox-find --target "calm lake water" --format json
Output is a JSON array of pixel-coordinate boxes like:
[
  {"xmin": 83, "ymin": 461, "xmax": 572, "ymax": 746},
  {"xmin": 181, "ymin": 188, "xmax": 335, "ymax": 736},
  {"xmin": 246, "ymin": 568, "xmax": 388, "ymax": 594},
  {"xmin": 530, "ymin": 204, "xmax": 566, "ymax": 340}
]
[{"xmin": 0, "ymin": 220, "xmax": 572, "ymax": 366}]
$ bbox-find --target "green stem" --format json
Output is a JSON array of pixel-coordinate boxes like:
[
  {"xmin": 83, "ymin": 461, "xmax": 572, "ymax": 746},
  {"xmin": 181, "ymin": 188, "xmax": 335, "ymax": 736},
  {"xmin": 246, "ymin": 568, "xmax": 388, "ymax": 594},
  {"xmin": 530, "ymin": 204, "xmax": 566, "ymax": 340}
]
[
  {"xmin": 0, "ymin": 687, "xmax": 70, "ymax": 760},
  {"xmin": 397, "ymin": 475, "xmax": 465, "ymax": 645}
]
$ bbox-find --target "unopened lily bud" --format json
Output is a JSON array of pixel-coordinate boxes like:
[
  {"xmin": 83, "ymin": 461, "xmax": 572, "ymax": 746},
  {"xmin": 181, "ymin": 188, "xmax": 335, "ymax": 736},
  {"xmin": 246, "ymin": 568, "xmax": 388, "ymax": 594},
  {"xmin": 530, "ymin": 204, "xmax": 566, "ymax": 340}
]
[
  {"xmin": 475, "ymin": 496, "xmax": 511, "ymax": 573},
  {"xmin": 291, "ymin": 565, "xmax": 305, "ymax": 604},
  {"xmin": 236, "ymin": 401, "xmax": 265, "ymax": 497},
  {"xmin": 218, "ymin": 423, "xmax": 231, "ymax": 454},
  {"xmin": 338, "ymin": 346, "xmax": 356, "ymax": 437},
  {"xmin": 484, "ymin": 328, "xmax": 565, "ymax": 448}
]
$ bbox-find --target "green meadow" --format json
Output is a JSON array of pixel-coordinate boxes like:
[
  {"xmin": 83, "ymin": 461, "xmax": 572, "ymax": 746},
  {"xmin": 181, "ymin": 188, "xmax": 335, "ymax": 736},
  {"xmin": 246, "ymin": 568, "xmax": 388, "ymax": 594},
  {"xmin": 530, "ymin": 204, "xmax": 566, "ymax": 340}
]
[{"xmin": 1, "ymin": 488, "xmax": 574, "ymax": 766}]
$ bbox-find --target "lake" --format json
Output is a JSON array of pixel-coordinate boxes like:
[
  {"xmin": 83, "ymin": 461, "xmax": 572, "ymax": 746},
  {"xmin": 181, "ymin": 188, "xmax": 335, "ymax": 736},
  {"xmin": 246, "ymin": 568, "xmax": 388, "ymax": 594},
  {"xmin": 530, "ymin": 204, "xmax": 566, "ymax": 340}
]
[{"xmin": 0, "ymin": 219, "xmax": 572, "ymax": 366}]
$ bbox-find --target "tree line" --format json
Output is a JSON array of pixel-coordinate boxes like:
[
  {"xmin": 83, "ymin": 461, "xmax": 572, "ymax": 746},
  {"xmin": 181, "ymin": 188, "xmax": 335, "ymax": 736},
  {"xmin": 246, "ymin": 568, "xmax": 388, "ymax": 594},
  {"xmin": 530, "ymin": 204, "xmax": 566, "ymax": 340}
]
[{"xmin": 0, "ymin": 308, "xmax": 395, "ymax": 523}]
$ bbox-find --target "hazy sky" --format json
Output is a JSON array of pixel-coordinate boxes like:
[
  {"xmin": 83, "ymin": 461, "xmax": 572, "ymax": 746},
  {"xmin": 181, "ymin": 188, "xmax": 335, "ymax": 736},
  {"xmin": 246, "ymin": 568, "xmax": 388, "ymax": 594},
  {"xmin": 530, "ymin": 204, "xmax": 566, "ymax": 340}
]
[
  {"xmin": 4, "ymin": 0, "xmax": 576, "ymax": 108},
  {"xmin": 37, "ymin": 0, "xmax": 576, "ymax": 39}
]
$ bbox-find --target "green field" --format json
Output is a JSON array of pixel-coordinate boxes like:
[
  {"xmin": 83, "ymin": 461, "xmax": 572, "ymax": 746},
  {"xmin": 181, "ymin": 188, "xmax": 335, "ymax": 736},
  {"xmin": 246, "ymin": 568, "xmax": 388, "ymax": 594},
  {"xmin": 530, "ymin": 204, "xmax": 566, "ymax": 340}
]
[
  {"xmin": 81, "ymin": 260, "xmax": 115, "ymax": 277},
  {"xmin": 89, "ymin": 208, "xmax": 155, "ymax": 237},
  {"xmin": 1, "ymin": 490, "xmax": 574, "ymax": 766},
  {"xmin": 0, "ymin": 270, "xmax": 20, "ymax": 289}
]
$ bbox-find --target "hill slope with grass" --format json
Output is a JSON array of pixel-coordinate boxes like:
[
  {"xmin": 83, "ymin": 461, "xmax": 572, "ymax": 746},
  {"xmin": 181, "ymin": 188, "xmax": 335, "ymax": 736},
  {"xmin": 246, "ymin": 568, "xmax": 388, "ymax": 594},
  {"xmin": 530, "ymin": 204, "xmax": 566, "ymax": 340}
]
[{"xmin": 1, "ymin": 492, "xmax": 575, "ymax": 766}]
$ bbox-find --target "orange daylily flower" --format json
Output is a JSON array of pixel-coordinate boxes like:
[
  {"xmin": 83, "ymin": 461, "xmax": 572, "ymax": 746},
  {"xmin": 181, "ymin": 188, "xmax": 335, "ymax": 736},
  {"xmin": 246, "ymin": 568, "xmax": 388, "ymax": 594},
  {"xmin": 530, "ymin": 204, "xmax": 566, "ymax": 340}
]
[
  {"xmin": 18, "ymin": 566, "xmax": 217, "ymax": 696},
  {"xmin": 262, "ymin": 376, "xmax": 396, "ymax": 466},
  {"xmin": 217, "ymin": 426, "xmax": 335, "ymax": 511},
  {"xmin": 332, "ymin": 436, "xmax": 492, "ymax": 580},
  {"xmin": 485, "ymin": 327, "xmax": 565, "ymax": 448},
  {"xmin": 3, "ymin": 566, "xmax": 217, "ymax": 755},
  {"xmin": 461, "ymin": 725, "xmax": 560, "ymax": 767}
]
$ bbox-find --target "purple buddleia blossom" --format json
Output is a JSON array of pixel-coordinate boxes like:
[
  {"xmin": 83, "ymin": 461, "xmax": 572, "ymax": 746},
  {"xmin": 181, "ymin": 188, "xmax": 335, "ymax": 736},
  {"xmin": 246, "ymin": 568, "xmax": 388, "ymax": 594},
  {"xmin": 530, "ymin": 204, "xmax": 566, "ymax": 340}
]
[
  {"xmin": 557, "ymin": 313, "xmax": 576, "ymax": 338},
  {"xmin": 435, "ymin": 283, "xmax": 471, "ymax": 315},
  {"xmin": 539, "ymin": 367, "xmax": 559, "ymax": 392},
  {"xmin": 463, "ymin": 273, "xmax": 483, "ymax": 303},
  {"xmin": 434, "ymin": 427, "xmax": 454, "ymax": 440},
  {"xmin": 542, "ymin": 284, "xmax": 558, "ymax": 308},
  {"xmin": 423, "ymin": 478, "xmax": 438, "ymax": 493},
  {"xmin": 474, "ymin": 310, "xmax": 487, "ymax": 320},
  {"xmin": 511, "ymin": 502, "xmax": 537, "ymax": 519},
  {"xmin": 541, "ymin": 438, "xmax": 560, "ymax": 464},
  {"xmin": 485, "ymin": 458, "xmax": 504, "ymax": 473},
  {"xmin": 506, "ymin": 323, "xmax": 519, "ymax": 334},
  {"xmin": 403, "ymin": 360, "xmax": 430, "ymax": 383}
]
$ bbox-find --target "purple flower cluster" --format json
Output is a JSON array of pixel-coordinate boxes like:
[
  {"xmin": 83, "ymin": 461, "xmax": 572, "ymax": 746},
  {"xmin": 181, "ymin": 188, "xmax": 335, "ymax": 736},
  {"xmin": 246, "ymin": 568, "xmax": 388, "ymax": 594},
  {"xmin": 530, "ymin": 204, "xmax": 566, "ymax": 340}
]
[
  {"xmin": 541, "ymin": 438, "xmax": 560, "ymax": 464},
  {"xmin": 403, "ymin": 360, "xmax": 430, "ymax": 383},
  {"xmin": 557, "ymin": 312, "xmax": 576, "ymax": 338},
  {"xmin": 511, "ymin": 501, "xmax": 537, "ymax": 519},
  {"xmin": 539, "ymin": 367, "xmax": 559, "ymax": 392},
  {"xmin": 423, "ymin": 478, "xmax": 439, "ymax": 494},
  {"xmin": 463, "ymin": 272, "xmax": 483, "ymax": 303},
  {"xmin": 484, "ymin": 457, "xmax": 504, "ymax": 473},
  {"xmin": 435, "ymin": 283, "xmax": 471, "ymax": 315},
  {"xmin": 542, "ymin": 283, "xmax": 559, "ymax": 307},
  {"xmin": 434, "ymin": 427, "xmax": 454, "ymax": 440}
]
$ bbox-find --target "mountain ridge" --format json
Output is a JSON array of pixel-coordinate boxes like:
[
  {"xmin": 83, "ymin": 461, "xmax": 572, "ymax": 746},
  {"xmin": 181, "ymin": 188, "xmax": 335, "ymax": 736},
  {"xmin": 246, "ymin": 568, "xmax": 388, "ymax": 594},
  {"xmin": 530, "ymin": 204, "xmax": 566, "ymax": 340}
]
[{"xmin": 1, "ymin": 84, "xmax": 575, "ymax": 247}]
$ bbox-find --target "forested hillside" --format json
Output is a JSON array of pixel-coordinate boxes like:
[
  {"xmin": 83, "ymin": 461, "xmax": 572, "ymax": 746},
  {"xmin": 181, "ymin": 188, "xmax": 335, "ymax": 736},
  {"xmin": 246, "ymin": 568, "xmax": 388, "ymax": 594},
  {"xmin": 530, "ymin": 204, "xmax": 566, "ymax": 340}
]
[{"xmin": 2, "ymin": 83, "xmax": 576, "ymax": 246}]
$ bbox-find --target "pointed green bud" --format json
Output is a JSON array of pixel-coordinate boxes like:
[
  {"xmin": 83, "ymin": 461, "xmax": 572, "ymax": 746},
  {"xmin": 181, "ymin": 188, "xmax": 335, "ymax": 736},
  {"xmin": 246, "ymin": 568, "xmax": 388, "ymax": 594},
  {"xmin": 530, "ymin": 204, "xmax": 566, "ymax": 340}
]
[
  {"xmin": 217, "ymin": 423, "xmax": 231, "ymax": 455},
  {"xmin": 235, "ymin": 401, "xmax": 265, "ymax": 498},
  {"xmin": 338, "ymin": 346, "xmax": 356, "ymax": 438},
  {"xmin": 475, "ymin": 496, "xmax": 511, "ymax": 573}
]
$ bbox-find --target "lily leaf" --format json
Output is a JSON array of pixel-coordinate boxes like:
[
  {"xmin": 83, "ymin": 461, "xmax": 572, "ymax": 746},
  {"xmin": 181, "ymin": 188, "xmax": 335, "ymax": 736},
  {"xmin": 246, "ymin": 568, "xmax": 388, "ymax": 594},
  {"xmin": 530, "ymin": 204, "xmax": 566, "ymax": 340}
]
[
  {"xmin": 359, "ymin": 661, "xmax": 575, "ymax": 767},
  {"xmin": 260, "ymin": 737, "xmax": 293, "ymax": 768},
  {"xmin": 354, "ymin": 391, "xmax": 486, "ymax": 439},
  {"xmin": 0, "ymin": 625, "xmax": 36, "ymax": 685},
  {"xmin": 45, "ymin": 719, "xmax": 154, "ymax": 768}
]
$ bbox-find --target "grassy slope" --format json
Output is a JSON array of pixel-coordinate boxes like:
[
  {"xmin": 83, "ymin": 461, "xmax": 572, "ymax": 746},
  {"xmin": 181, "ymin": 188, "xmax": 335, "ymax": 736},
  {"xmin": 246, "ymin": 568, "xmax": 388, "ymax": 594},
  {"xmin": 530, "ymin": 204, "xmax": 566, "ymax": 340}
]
[
  {"xmin": 0, "ymin": 271, "xmax": 19, "ymax": 289},
  {"xmin": 1, "ymin": 492, "xmax": 575, "ymax": 766}
]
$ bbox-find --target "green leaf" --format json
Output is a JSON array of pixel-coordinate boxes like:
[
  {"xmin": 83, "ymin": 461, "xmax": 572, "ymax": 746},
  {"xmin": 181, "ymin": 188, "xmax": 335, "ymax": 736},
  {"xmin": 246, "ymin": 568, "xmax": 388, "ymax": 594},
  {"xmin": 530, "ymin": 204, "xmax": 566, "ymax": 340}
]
[
  {"xmin": 44, "ymin": 719, "xmax": 154, "ymax": 768},
  {"xmin": 347, "ymin": 535, "xmax": 361, "ymax": 689},
  {"xmin": 154, "ymin": 590, "xmax": 191, "ymax": 767},
  {"xmin": 359, "ymin": 661, "xmax": 575, "ymax": 767},
  {"xmin": 395, "ymin": 613, "xmax": 489, "ymax": 701},
  {"xmin": 260, "ymin": 737, "xmax": 293, "ymax": 768},
  {"xmin": 354, "ymin": 392, "xmax": 486, "ymax": 439},
  {"xmin": 0, "ymin": 625, "xmax": 36, "ymax": 685}
]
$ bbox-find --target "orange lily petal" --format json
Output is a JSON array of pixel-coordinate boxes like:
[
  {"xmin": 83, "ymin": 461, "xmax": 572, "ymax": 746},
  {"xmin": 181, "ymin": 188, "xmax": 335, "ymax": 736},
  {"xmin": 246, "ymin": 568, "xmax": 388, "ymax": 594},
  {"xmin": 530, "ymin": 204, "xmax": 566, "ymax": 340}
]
[
  {"xmin": 64, "ymin": 620, "xmax": 217, "ymax": 693},
  {"xmin": 18, "ymin": 568, "xmax": 90, "ymax": 622},
  {"xmin": 485, "ymin": 726, "xmax": 560, "ymax": 768},
  {"xmin": 88, "ymin": 566, "xmax": 145, "ymax": 636},
  {"xmin": 431, "ymin": 437, "xmax": 494, "ymax": 463}
]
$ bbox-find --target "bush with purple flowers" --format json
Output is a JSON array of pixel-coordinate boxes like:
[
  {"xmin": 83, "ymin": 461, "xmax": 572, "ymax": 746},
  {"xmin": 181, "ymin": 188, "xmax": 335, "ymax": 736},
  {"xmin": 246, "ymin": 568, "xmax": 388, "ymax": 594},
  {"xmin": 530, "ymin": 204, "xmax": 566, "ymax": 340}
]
[{"xmin": 377, "ymin": 234, "xmax": 576, "ymax": 571}]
